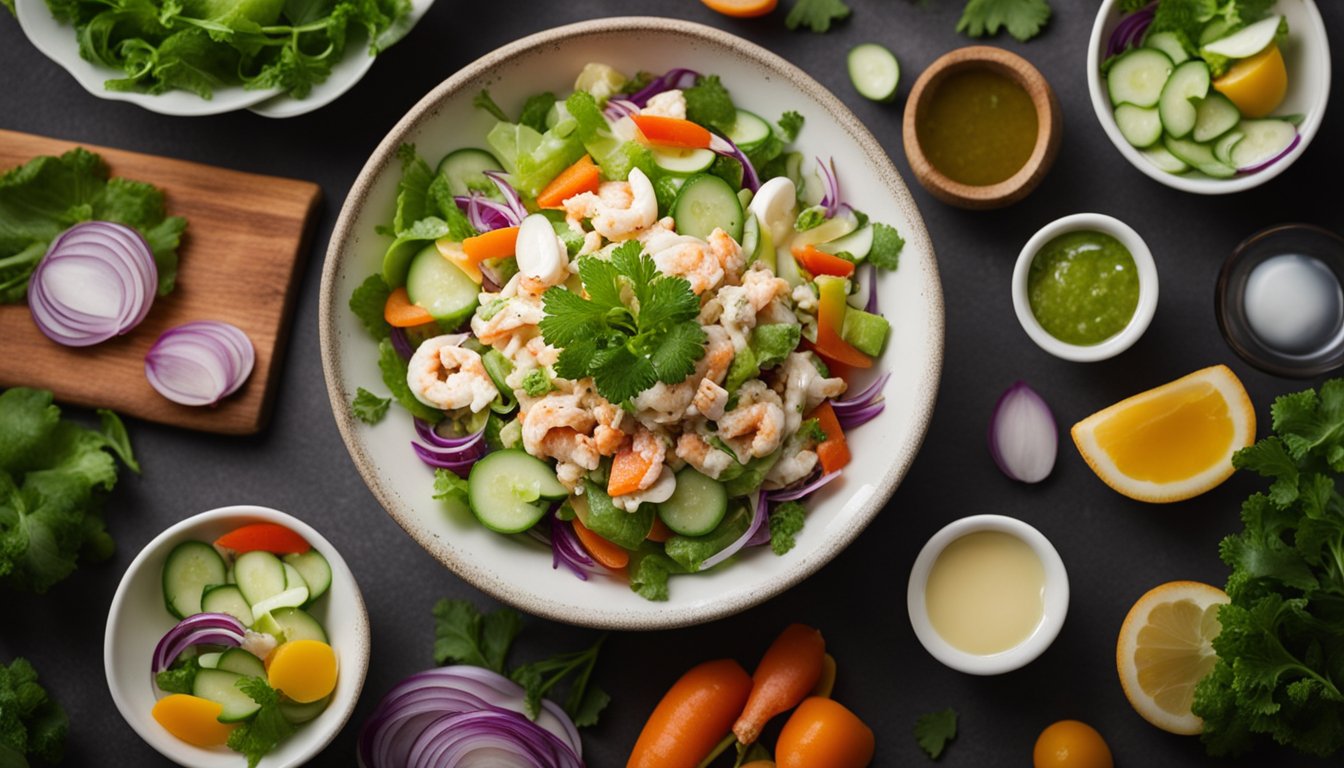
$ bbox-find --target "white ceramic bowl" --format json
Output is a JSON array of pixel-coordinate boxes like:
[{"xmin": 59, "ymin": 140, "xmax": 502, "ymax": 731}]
[
  {"xmin": 1086, "ymin": 0, "xmax": 1331, "ymax": 194},
  {"xmin": 104, "ymin": 505, "xmax": 370, "ymax": 767},
  {"xmin": 907, "ymin": 514, "xmax": 1069, "ymax": 676},
  {"xmin": 319, "ymin": 17, "xmax": 945, "ymax": 630},
  {"xmin": 1012, "ymin": 213, "xmax": 1158, "ymax": 362}
]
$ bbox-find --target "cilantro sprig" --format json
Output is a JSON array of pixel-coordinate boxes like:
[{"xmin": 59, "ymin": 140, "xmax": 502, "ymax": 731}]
[
  {"xmin": 914, "ymin": 707, "xmax": 958, "ymax": 760},
  {"xmin": 227, "ymin": 678, "xmax": 295, "ymax": 768},
  {"xmin": 539, "ymin": 242, "xmax": 706, "ymax": 403}
]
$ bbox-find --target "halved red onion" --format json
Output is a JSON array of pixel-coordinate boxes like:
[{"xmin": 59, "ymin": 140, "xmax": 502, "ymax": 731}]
[
  {"xmin": 700, "ymin": 491, "xmax": 768, "ymax": 571},
  {"xmin": 152, "ymin": 613, "xmax": 246, "ymax": 673},
  {"xmin": 1106, "ymin": 4, "xmax": 1156, "ymax": 58},
  {"xmin": 816, "ymin": 157, "xmax": 841, "ymax": 218},
  {"xmin": 484, "ymin": 172, "xmax": 529, "ymax": 222},
  {"xmin": 628, "ymin": 68, "xmax": 701, "ymax": 107},
  {"xmin": 708, "ymin": 133, "xmax": 761, "ymax": 192},
  {"xmin": 414, "ymin": 418, "xmax": 485, "ymax": 450},
  {"xmin": 144, "ymin": 321, "xmax": 255, "ymax": 406},
  {"xmin": 29, "ymin": 221, "xmax": 157, "ymax": 347},
  {"xmin": 551, "ymin": 516, "xmax": 599, "ymax": 580},
  {"xmin": 455, "ymin": 194, "xmax": 519, "ymax": 232},
  {"xmin": 602, "ymin": 97, "xmax": 640, "ymax": 122},
  {"xmin": 988, "ymin": 381, "xmax": 1057, "ymax": 484}
]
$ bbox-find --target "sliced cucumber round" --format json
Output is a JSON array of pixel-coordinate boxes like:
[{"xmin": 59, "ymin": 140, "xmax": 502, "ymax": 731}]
[
  {"xmin": 233, "ymin": 550, "xmax": 287, "ymax": 607},
  {"xmin": 265, "ymin": 606, "xmax": 328, "ymax": 644},
  {"xmin": 847, "ymin": 43, "xmax": 900, "ymax": 102},
  {"xmin": 818, "ymin": 224, "xmax": 874, "ymax": 262},
  {"xmin": 672, "ymin": 173, "xmax": 744, "ymax": 242},
  {"xmin": 162, "ymin": 541, "xmax": 226, "ymax": 619},
  {"xmin": 1213, "ymin": 131, "xmax": 1245, "ymax": 166},
  {"xmin": 200, "ymin": 584, "xmax": 255, "ymax": 627},
  {"xmin": 216, "ymin": 648, "xmax": 266, "ymax": 678},
  {"xmin": 651, "ymin": 146, "xmax": 716, "ymax": 177},
  {"xmin": 1230, "ymin": 119, "xmax": 1298, "ymax": 171},
  {"xmin": 1192, "ymin": 92, "xmax": 1241, "ymax": 143},
  {"xmin": 725, "ymin": 110, "xmax": 772, "ymax": 150},
  {"xmin": 1114, "ymin": 104, "xmax": 1163, "ymax": 148},
  {"xmin": 405, "ymin": 244, "xmax": 480, "ymax": 328},
  {"xmin": 1163, "ymin": 134, "xmax": 1218, "ymax": 167},
  {"xmin": 658, "ymin": 468, "xmax": 729, "ymax": 537},
  {"xmin": 1144, "ymin": 31, "xmax": 1191, "ymax": 65},
  {"xmin": 283, "ymin": 550, "xmax": 331, "ymax": 603},
  {"xmin": 193, "ymin": 669, "xmax": 260, "ymax": 722},
  {"xmin": 280, "ymin": 695, "xmax": 331, "ymax": 725},
  {"xmin": 468, "ymin": 449, "xmax": 566, "ymax": 533},
  {"xmin": 1107, "ymin": 48, "xmax": 1173, "ymax": 108},
  {"xmin": 435, "ymin": 148, "xmax": 502, "ymax": 198},
  {"xmin": 740, "ymin": 213, "xmax": 761, "ymax": 266},
  {"xmin": 1140, "ymin": 145, "xmax": 1190, "ymax": 175},
  {"xmin": 1158, "ymin": 60, "xmax": 1212, "ymax": 139}
]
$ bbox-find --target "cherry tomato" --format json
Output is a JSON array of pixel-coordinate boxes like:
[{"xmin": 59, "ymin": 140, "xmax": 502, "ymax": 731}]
[
  {"xmin": 1033, "ymin": 720, "xmax": 1114, "ymax": 768},
  {"xmin": 774, "ymin": 697, "xmax": 874, "ymax": 768}
]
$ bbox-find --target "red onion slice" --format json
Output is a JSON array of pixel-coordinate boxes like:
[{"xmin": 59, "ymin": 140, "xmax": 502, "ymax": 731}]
[
  {"xmin": 700, "ymin": 492, "xmax": 769, "ymax": 571},
  {"xmin": 708, "ymin": 133, "xmax": 761, "ymax": 192},
  {"xmin": 988, "ymin": 381, "xmax": 1057, "ymax": 484},
  {"xmin": 1239, "ymin": 132, "xmax": 1301, "ymax": 174},
  {"xmin": 29, "ymin": 221, "xmax": 158, "ymax": 347},
  {"xmin": 816, "ymin": 156, "xmax": 841, "ymax": 218},
  {"xmin": 152, "ymin": 613, "xmax": 246, "ymax": 673},
  {"xmin": 628, "ymin": 68, "xmax": 701, "ymax": 107},
  {"xmin": 145, "ymin": 321, "xmax": 255, "ymax": 406},
  {"xmin": 484, "ymin": 171, "xmax": 529, "ymax": 223}
]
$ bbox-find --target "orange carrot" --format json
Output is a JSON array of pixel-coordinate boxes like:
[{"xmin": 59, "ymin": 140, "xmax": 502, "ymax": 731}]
[
  {"xmin": 627, "ymin": 659, "xmax": 753, "ymax": 768},
  {"xmin": 701, "ymin": 0, "xmax": 778, "ymax": 17},
  {"xmin": 461, "ymin": 226, "xmax": 520, "ymax": 263},
  {"xmin": 792, "ymin": 245, "xmax": 856, "ymax": 278},
  {"xmin": 732, "ymin": 623, "xmax": 826, "ymax": 745},
  {"xmin": 629, "ymin": 114, "xmax": 713, "ymax": 149},
  {"xmin": 608, "ymin": 446, "xmax": 655, "ymax": 497},
  {"xmin": 813, "ymin": 277, "xmax": 872, "ymax": 369},
  {"xmin": 807, "ymin": 402, "xmax": 851, "ymax": 474},
  {"xmin": 383, "ymin": 286, "xmax": 435, "ymax": 328},
  {"xmin": 647, "ymin": 516, "xmax": 673, "ymax": 543},
  {"xmin": 536, "ymin": 155, "xmax": 600, "ymax": 208},
  {"xmin": 214, "ymin": 523, "xmax": 310, "ymax": 555},
  {"xmin": 571, "ymin": 517, "xmax": 630, "ymax": 569},
  {"xmin": 774, "ymin": 697, "xmax": 875, "ymax": 768}
]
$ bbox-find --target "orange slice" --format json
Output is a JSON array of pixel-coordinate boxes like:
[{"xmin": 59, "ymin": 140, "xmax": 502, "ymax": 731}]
[
  {"xmin": 701, "ymin": 0, "xmax": 778, "ymax": 18},
  {"xmin": 1116, "ymin": 581, "xmax": 1228, "ymax": 735},
  {"xmin": 1071, "ymin": 364, "xmax": 1254, "ymax": 503},
  {"xmin": 1213, "ymin": 44, "xmax": 1288, "ymax": 119}
]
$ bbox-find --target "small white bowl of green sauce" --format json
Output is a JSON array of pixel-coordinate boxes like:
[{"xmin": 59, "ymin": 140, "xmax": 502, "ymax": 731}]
[{"xmin": 1012, "ymin": 213, "xmax": 1159, "ymax": 362}]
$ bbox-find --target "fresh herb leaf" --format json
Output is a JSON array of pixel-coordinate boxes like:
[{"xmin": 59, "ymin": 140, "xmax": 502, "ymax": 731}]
[
  {"xmin": 752, "ymin": 324, "xmax": 801, "ymax": 370},
  {"xmin": 473, "ymin": 89, "xmax": 511, "ymax": 122},
  {"xmin": 349, "ymin": 273, "xmax": 392, "ymax": 341},
  {"xmin": 518, "ymin": 92, "xmax": 557, "ymax": 133},
  {"xmin": 431, "ymin": 468, "xmax": 470, "ymax": 506},
  {"xmin": 868, "ymin": 222, "xmax": 905, "ymax": 271},
  {"xmin": 797, "ymin": 418, "xmax": 827, "ymax": 445},
  {"xmin": 378, "ymin": 337, "xmax": 442, "ymax": 423},
  {"xmin": 915, "ymin": 708, "xmax": 958, "ymax": 759},
  {"xmin": 0, "ymin": 658, "xmax": 67, "ymax": 764},
  {"xmin": 564, "ymin": 91, "xmax": 608, "ymax": 143},
  {"xmin": 226, "ymin": 677, "xmax": 295, "ymax": 768},
  {"xmin": 509, "ymin": 636, "xmax": 608, "ymax": 724},
  {"xmin": 795, "ymin": 205, "xmax": 827, "ymax": 232},
  {"xmin": 684, "ymin": 75, "xmax": 736, "ymax": 133},
  {"xmin": 352, "ymin": 388, "xmax": 391, "ymax": 424},
  {"xmin": 154, "ymin": 656, "xmax": 200, "ymax": 694},
  {"xmin": 786, "ymin": 0, "xmax": 852, "ymax": 32},
  {"xmin": 521, "ymin": 369, "xmax": 553, "ymax": 397},
  {"xmin": 769, "ymin": 500, "xmax": 806, "ymax": 555},
  {"xmin": 629, "ymin": 544, "xmax": 680, "ymax": 601},
  {"xmin": 427, "ymin": 174, "xmax": 478, "ymax": 242},
  {"xmin": 95, "ymin": 409, "xmax": 140, "ymax": 474},
  {"xmin": 778, "ymin": 110, "xmax": 805, "ymax": 142},
  {"xmin": 957, "ymin": 0, "xmax": 1052, "ymax": 42},
  {"xmin": 432, "ymin": 598, "xmax": 521, "ymax": 673}
]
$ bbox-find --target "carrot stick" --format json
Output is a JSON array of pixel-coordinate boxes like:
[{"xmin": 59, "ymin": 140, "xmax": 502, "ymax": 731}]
[
  {"xmin": 461, "ymin": 226, "xmax": 520, "ymax": 263},
  {"xmin": 571, "ymin": 517, "xmax": 630, "ymax": 569},
  {"xmin": 383, "ymin": 286, "xmax": 436, "ymax": 328},
  {"xmin": 627, "ymin": 659, "xmax": 753, "ymax": 768},
  {"xmin": 629, "ymin": 114, "xmax": 713, "ymax": 149},
  {"xmin": 808, "ymin": 402, "xmax": 851, "ymax": 474},
  {"xmin": 608, "ymin": 446, "xmax": 655, "ymax": 497},
  {"xmin": 214, "ymin": 523, "xmax": 310, "ymax": 555},
  {"xmin": 536, "ymin": 155, "xmax": 601, "ymax": 208},
  {"xmin": 732, "ymin": 623, "xmax": 826, "ymax": 745},
  {"xmin": 792, "ymin": 244, "xmax": 856, "ymax": 278}
]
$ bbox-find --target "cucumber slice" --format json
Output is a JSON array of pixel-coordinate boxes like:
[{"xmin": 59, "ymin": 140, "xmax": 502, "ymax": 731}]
[
  {"xmin": 1106, "ymin": 48, "xmax": 1173, "ymax": 108},
  {"xmin": 435, "ymin": 148, "xmax": 503, "ymax": 198},
  {"xmin": 657, "ymin": 468, "xmax": 728, "ymax": 536},
  {"xmin": 847, "ymin": 43, "xmax": 900, "ymax": 102},
  {"xmin": 200, "ymin": 584, "xmax": 255, "ymax": 627},
  {"xmin": 197, "ymin": 652, "xmax": 223, "ymax": 669},
  {"xmin": 467, "ymin": 449, "xmax": 566, "ymax": 533},
  {"xmin": 1203, "ymin": 15, "xmax": 1282, "ymax": 58},
  {"xmin": 651, "ymin": 146, "xmax": 716, "ymax": 177},
  {"xmin": 1144, "ymin": 31, "xmax": 1191, "ymax": 65},
  {"xmin": 1214, "ymin": 131, "xmax": 1245, "ymax": 166},
  {"xmin": 405, "ymin": 244, "xmax": 480, "ymax": 328},
  {"xmin": 1192, "ymin": 92, "xmax": 1241, "ymax": 142},
  {"xmin": 283, "ymin": 551, "xmax": 331, "ymax": 603},
  {"xmin": 818, "ymin": 225, "xmax": 874, "ymax": 262},
  {"xmin": 1140, "ymin": 145, "xmax": 1190, "ymax": 174},
  {"xmin": 162, "ymin": 541, "xmax": 226, "ymax": 619},
  {"xmin": 1114, "ymin": 104, "xmax": 1163, "ymax": 148},
  {"xmin": 1196, "ymin": 160, "xmax": 1237, "ymax": 178},
  {"xmin": 1158, "ymin": 60, "xmax": 1211, "ymax": 138},
  {"xmin": 1164, "ymin": 135, "xmax": 1218, "ymax": 167},
  {"xmin": 216, "ymin": 648, "xmax": 266, "ymax": 678},
  {"xmin": 265, "ymin": 606, "xmax": 328, "ymax": 644},
  {"xmin": 193, "ymin": 669, "xmax": 260, "ymax": 722},
  {"xmin": 1230, "ymin": 119, "xmax": 1297, "ymax": 172},
  {"xmin": 841, "ymin": 307, "xmax": 891, "ymax": 357},
  {"xmin": 233, "ymin": 551, "xmax": 286, "ymax": 607},
  {"xmin": 251, "ymin": 586, "xmax": 309, "ymax": 619},
  {"xmin": 282, "ymin": 562, "xmax": 306, "ymax": 591},
  {"xmin": 740, "ymin": 214, "xmax": 760, "ymax": 266},
  {"xmin": 775, "ymin": 243, "xmax": 804, "ymax": 288},
  {"xmin": 672, "ymin": 173, "xmax": 744, "ymax": 242},
  {"xmin": 280, "ymin": 695, "xmax": 330, "ymax": 725},
  {"xmin": 725, "ymin": 110, "xmax": 772, "ymax": 150}
]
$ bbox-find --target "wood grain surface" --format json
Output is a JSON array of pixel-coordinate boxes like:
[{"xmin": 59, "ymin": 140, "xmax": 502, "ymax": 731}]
[{"xmin": 0, "ymin": 129, "xmax": 320, "ymax": 435}]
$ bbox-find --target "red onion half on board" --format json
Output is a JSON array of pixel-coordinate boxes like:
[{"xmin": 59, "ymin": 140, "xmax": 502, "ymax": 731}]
[
  {"xmin": 28, "ymin": 221, "xmax": 157, "ymax": 347},
  {"xmin": 145, "ymin": 321, "xmax": 255, "ymax": 406}
]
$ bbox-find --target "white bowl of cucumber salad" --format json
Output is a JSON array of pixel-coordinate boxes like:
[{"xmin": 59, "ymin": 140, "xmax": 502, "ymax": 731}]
[
  {"xmin": 1087, "ymin": 0, "xmax": 1330, "ymax": 194},
  {"xmin": 104, "ymin": 505, "xmax": 369, "ymax": 767}
]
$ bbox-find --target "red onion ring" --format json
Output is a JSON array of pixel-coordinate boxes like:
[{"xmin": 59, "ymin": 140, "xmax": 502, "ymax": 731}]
[
  {"xmin": 144, "ymin": 321, "xmax": 255, "ymax": 406},
  {"xmin": 29, "ymin": 221, "xmax": 157, "ymax": 347},
  {"xmin": 152, "ymin": 613, "xmax": 246, "ymax": 673},
  {"xmin": 484, "ymin": 172, "xmax": 529, "ymax": 223},
  {"xmin": 708, "ymin": 133, "xmax": 761, "ymax": 192},
  {"xmin": 700, "ymin": 492, "xmax": 769, "ymax": 571},
  {"xmin": 628, "ymin": 68, "xmax": 701, "ymax": 107},
  {"xmin": 816, "ymin": 156, "xmax": 840, "ymax": 218}
]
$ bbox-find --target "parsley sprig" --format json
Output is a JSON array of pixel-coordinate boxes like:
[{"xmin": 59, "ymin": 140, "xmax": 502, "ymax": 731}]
[{"xmin": 539, "ymin": 242, "xmax": 706, "ymax": 403}]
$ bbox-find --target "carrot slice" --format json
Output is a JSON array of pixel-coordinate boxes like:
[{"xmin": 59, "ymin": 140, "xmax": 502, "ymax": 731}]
[
  {"xmin": 793, "ymin": 245, "xmax": 856, "ymax": 278},
  {"xmin": 630, "ymin": 115, "xmax": 713, "ymax": 149},
  {"xmin": 383, "ymin": 286, "xmax": 435, "ymax": 328},
  {"xmin": 608, "ymin": 446, "xmax": 655, "ymax": 497},
  {"xmin": 647, "ymin": 516, "xmax": 673, "ymax": 543},
  {"xmin": 536, "ymin": 155, "xmax": 601, "ymax": 208},
  {"xmin": 214, "ymin": 523, "xmax": 310, "ymax": 555},
  {"xmin": 813, "ymin": 278, "xmax": 872, "ymax": 369},
  {"xmin": 807, "ymin": 402, "xmax": 851, "ymax": 474},
  {"xmin": 571, "ymin": 517, "xmax": 630, "ymax": 569},
  {"xmin": 461, "ymin": 226, "xmax": 520, "ymax": 264},
  {"xmin": 701, "ymin": 0, "xmax": 778, "ymax": 18}
]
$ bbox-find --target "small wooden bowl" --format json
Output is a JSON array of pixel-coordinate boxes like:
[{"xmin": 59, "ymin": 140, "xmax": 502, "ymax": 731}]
[{"xmin": 903, "ymin": 46, "xmax": 1062, "ymax": 210}]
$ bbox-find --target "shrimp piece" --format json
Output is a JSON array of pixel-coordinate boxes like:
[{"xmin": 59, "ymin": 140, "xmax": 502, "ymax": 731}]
[
  {"xmin": 628, "ymin": 428, "xmax": 668, "ymax": 492},
  {"xmin": 708, "ymin": 228, "xmax": 746, "ymax": 285},
  {"xmin": 780, "ymin": 352, "xmax": 848, "ymax": 435},
  {"xmin": 653, "ymin": 239, "xmax": 723, "ymax": 296},
  {"xmin": 741, "ymin": 267, "xmax": 791, "ymax": 312},
  {"xmin": 471, "ymin": 280, "xmax": 545, "ymax": 347},
  {"xmin": 765, "ymin": 446, "xmax": 820, "ymax": 489},
  {"xmin": 691, "ymin": 378, "xmax": 729, "ymax": 420},
  {"xmin": 407, "ymin": 336, "xmax": 498, "ymax": 412},
  {"xmin": 565, "ymin": 168, "xmax": 657, "ymax": 241},
  {"xmin": 718, "ymin": 380, "xmax": 786, "ymax": 459},
  {"xmin": 521, "ymin": 393, "xmax": 600, "ymax": 470},
  {"xmin": 632, "ymin": 326, "xmax": 735, "ymax": 424},
  {"xmin": 676, "ymin": 431, "xmax": 735, "ymax": 480},
  {"xmin": 641, "ymin": 90, "xmax": 687, "ymax": 120},
  {"xmin": 538, "ymin": 428, "xmax": 600, "ymax": 472},
  {"xmin": 592, "ymin": 401, "xmax": 629, "ymax": 456},
  {"xmin": 555, "ymin": 460, "xmax": 588, "ymax": 492}
]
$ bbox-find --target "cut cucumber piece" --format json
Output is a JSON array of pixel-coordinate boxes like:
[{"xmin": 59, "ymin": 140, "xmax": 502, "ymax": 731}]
[
  {"xmin": 1158, "ymin": 60, "xmax": 1211, "ymax": 138},
  {"xmin": 740, "ymin": 213, "xmax": 760, "ymax": 267},
  {"xmin": 1196, "ymin": 160, "xmax": 1237, "ymax": 178},
  {"xmin": 200, "ymin": 584, "xmax": 255, "ymax": 627},
  {"xmin": 748, "ymin": 215, "xmax": 776, "ymax": 272},
  {"xmin": 657, "ymin": 468, "xmax": 728, "ymax": 537},
  {"xmin": 847, "ymin": 43, "xmax": 900, "ymax": 102},
  {"xmin": 265, "ymin": 606, "xmax": 328, "ymax": 644},
  {"xmin": 1230, "ymin": 119, "xmax": 1297, "ymax": 171},
  {"xmin": 841, "ymin": 307, "xmax": 891, "ymax": 357},
  {"xmin": 672, "ymin": 174, "xmax": 744, "ymax": 242},
  {"xmin": 1203, "ymin": 15, "xmax": 1282, "ymax": 58},
  {"xmin": 216, "ymin": 648, "xmax": 266, "ymax": 678},
  {"xmin": 192, "ymin": 669, "xmax": 260, "ymax": 722},
  {"xmin": 725, "ymin": 110, "xmax": 772, "ymax": 150},
  {"xmin": 1144, "ymin": 31, "xmax": 1191, "ymax": 65},
  {"xmin": 197, "ymin": 652, "xmax": 223, "ymax": 669},
  {"xmin": 405, "ymin": 244, "xmax": 480, "ymax": 328},
  {"xmin": 818, "ymin": 225, "xmax": 874, "ymax": 262},
  {"xmin": 1192, "ymin": 92, "xmax": 1241, "ymax": 142},
  {"xmin": 1164, "ymin": 135, "xmax": 1218, "ymax": 167},
  {"xmin": 1107, "ymin": 48, "xmax": 1173, "ymax": 108},
  {"xmin": 162, "ymin": 541, "xmax": 226, "ymax": 619},
  {"xmin": 1140, "ymin": 145, "xmax": 1190, "ymax": 174},
  {"xmin": 775, "ymin": 243, "xmax": 804, "ymax": 288},
  {"xmin": 651, "ymin": 146, "xmax": 716, "ymax": 177},
  {"xmin": 233, "ymin": 551, "xmax": 286, "ymax": 607},
  {"xmin": 280, "ymin": 695, "xmax": 330, "ymax": 725},
  {"xmin": 284, "ymin": 551, "xmax": 331, "ymax": 603},
  {"xmin": 282, "ymin": 562, "xmax": 306, "ymax": 591},
  {"xmin": 1114, "ymin": 104, "xmax": 1163, "ymax": 148},
  {"xmin": 435, "ymin": 148, "xmax": 503, "ymax": 198},
  {"xmin": 1214, "ymin": 131, "xmax": 1245, "ymax": 166},
  {"xmin": 251, "ymin": 586, "xmax": 309, "ymax": 619},
  {"xmin": 468, "ymin": 449, "xmax": 566, "ymax": 534}
]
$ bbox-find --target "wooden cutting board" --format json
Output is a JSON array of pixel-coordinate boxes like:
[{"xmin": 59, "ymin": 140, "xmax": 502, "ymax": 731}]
[{"xmin": 0, "ymin": 130, "xmax": 320, "ymax": 435}]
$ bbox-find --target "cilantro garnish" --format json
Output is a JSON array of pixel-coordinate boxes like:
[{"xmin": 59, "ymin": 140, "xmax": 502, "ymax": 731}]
[
  {"xmin": 956, "ymin": 0, "xmax": 1052, "ymax": 42},
  {"xmin": 432, "ymin": 469, "xmax": 470, "ymax": 506},
  {"xmin": 473, "ymin": 89, "xmax": 510, "ymax": 122},
  {"xmin": 227, "ymin": 678, "xmax": 295, "ymax": 768},
  {"xmin": 868, "ymin": 222, "xmax": 906, "ymax": 271},
  {"xmin": 915, "ymin": 707, "xmax": 958, "ymax": 759},
  {"xmin": 684, "ymin": 75, "xmax": 737, "ymax": 133},
  {"xmin": 769, "ymin": 501, "xmax": 807, "ymax": 555},
  {"xmin": 352, "ymin": 388, "xmax": 391, "ymax": 424},
  {"xmin": 539, "ymin": 242, "xmax": 706, "ymax": 403},
  {"xmin": 521, "ymin": 369, "xmax": 554, "ymax": 397},
  {"xmin": 786, "ymin": 0, "xmax": 852, "ymax": 32}
]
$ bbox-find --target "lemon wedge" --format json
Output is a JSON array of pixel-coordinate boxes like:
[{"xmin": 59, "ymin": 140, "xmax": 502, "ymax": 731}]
[
  {"xmin": 1116, "ymin": 581, "xmax": 1228, "ymax": 735},
  {"xmin": 1213, "ymin": 44, "xmax": 1288, "ymax": 119},
  {"xmin": 1071, "ymin": 364, "xmax": 1255, "ymax": 503}
]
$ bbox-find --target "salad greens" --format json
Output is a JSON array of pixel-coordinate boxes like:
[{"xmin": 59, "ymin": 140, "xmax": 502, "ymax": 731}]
[
  {"xmin": 228, "ymin": 677, "xmax": 295, "ymax": 768},
  {"xmin": 0, "ymin": 148, "xmax": 185, "ymax": 304},
  {"xmin": 1192, "ymin": 379, "xmax": 1344, "ymax": 757},
  {"xmin": 786, "ymin": 0, "xmax": 852, "ymax": 33},
  {"xmin": 352, "ymin": 387, "xmax": 391, "ymax": 424},
  {"xmin": 914, "ymin": 707, "xmax": 958, "ymax": 759},
  {"xmin": 0, "ymin": 658, "xmax": 67, "ymax": 767},
  {"xmin": 769, "ymin": 500, "xmax": 807, "ymax": 555},
  {"xmin": 0, "ymin": 388, "xmax": 138, "ymax": 593},
  {"xmin": 956, "ymin": 0, "xmax": 1052, "ymax": 42},
  {"xmin": 1130, "ymin": 0, "xmax": 1281, "ymax": 76}
]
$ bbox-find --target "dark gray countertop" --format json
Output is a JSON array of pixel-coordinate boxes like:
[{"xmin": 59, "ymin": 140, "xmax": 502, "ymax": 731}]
[{"xmin": 2, "ymin": 1, "xmax": 1341, "ymax": 765}]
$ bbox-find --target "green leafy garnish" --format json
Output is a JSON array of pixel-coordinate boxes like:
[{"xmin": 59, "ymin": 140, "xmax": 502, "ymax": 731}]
[
  {"xmin": 0, "ymin": 148, "xmax": 186, "ymax": 303},
  {"xmin": 473, "ymin": 90, "xmax": 511, "ymax": 122},
  {"xmin": 154, "ymin": 656, "xmax": 200, "ymax": 694},
  {"xmin": 352, "ymin": 387, "xmax": 391, "ymax": 425},
  {"xmin": 0, "ymin": 658, "xmax": 67, "ymax": 765},
  {"xmin": 777, "ymin": 110, "xmax": 805, "ymax": 142},
  {"xmin": 431, "ymin": 468, "xmax": 470, "ymax": 505},
  {"xmin": 769, "ymin": 501, "xmax": 806, "ymax": 555},
  {"xmin": 349, "ymin": 274, "xmax": 392, "ymax": 340},
  {"xmin": 540, "ymin": 241, "xmax": 706, "ymax": 403},
  {"xmin": 226, "ymin": 677, "xmax": 295, "ymax": 768},
  {"xmin": 629, "ymin": 544, "xmax": 682, "ymax": 601},
  {"xmin": 915, "ymin": 707, "xmax": 958, "ymax": 759},
  {"xmin": 433, "ymin": 598, "xmax": 522, "ymax": 673},
  {"xmin": 786, "ymin": 0, "xmax": 852, "ymax": 32},
  {"xmin": 581, "ymin": 480, "xmax": 654, "ymax": 549},
  {"xmin": 797, "ymin": 419, "xmax": 827, "ymax": 445},
  {"xmin": 957, "ymin": 0, "xmax": 1052, "ymax": 42},
  {"xmin": 795, "ymin": 206, "xmax": 828, "ymax": 232},
  {"xmin": 510, "ymin": 637, "xmax": 609, "ymax": 727},
  {"xmin": 520, "ymin": 369, "xmax": 554, "ymax": 397},
  {"xmin": 868, "ymin": 222, "xmax": 906, "ymax": 271},
  {"xmin": 684, "ymin": 75, "xmax": 736, "ymax": 133},
  {"xmin": 518, "ymin": 92, "xmax": 557, "ymax": 133}
]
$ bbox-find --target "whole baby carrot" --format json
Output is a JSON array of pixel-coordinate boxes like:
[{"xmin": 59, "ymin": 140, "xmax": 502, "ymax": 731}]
[
  {"xmin": 732, "ymin": 623, "xmax": 826, "ymax": 745},
  {"xmin": 627, "ymin": 659, "xmax": 752, "ymax": 768}
]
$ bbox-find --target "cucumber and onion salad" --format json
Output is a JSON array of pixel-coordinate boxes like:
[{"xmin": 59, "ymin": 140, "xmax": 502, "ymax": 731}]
[
  {"xmin": 1103, "ymin": 5, "xmax": 1299, "ymax": 177},
  {"xmin": 359, "ymin": 63, "xmax": 905, "ymax": 600},
  {"xmin": 151, "ymin": 523, "xmax": 338, "ymax": 757}
]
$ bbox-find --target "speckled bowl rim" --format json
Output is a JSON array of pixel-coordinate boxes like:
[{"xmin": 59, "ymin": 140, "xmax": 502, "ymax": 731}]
[{"xmin": 318, "ymin": 16, "xmax": 945, "ymax": 630}]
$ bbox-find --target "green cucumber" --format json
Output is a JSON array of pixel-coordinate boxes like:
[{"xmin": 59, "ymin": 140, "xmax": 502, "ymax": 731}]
[
  {"xmin": 200, "ymin": 584, "xmax": 254, "ymax": 627},
  {"xmin": 467, "ymin": 449, "xmax": 566, "ymax": 533},
  {"xmin": 1144, "ymin": 31, "xmax": 1191, "ymax": 65},
  {"xmin": 233, "ymin": 551, "xmax": 286, "ymax": 607},
  {"xmin": 847, "ymin": 43, "xmax": 900, "ymax": 102},
  {"xmin": 435, "ymin": 148, "xmax": 503, "ymax": 198},
  {"xmin": 280, "ymin": 695, "xmax": 331, "ymax": 725},
  {"xmin": 818, "ymin": 225, "xmax": 874, "ymax": 262},
  {"xmin": 162, "ymin": 541, "xmax": 226, "ymax": 619},
  {"xmin": 1107, "ymin": 48, "xmax": 1173, "ymax": 108},
  {"xmin": 1192, "ymin": 92, "xmax": 1241, "ymax": 142},
  {"xmin": 192, "ymin": 669, "xmax": 260, "ymax": 722},
  {"xmin": 725, "ymin": 110, "xmax": 772, "ymax": 150},
  {"xmin": 405, "ymin": 244, "xmax": 480, "ymax": 328},
  {"xmin": 651, "ymin": 146, "xmax": 716, "ymax": 177},
  {"xmin": 1114, "ymin": 104, "xmax": 1163, "ymax": 148},
  {"xmin": 283, "ymin": 550, "xmax": 331, "ymax": 603},
  {"xmin": 1158, "ymin": 60, "xmax": 1211, "ymax": 138},
  {"xmin": 251, "ymin": 586, "xmax": 309, "ymax": 619},
  {"xmin": 259, "ymin": 606, "xmax": 328, "ymax": 644},
  {"xmin": 1214, "ymin": 131, "xmax": 1244, "ymax": 166},
  {"xmin": 197, "ymin": 652, "xmax": 223, "ymax": 669},
  {"xmin": 1140, "ymin": 145, "xmax": 1190, "ymax": 174},
  {"xmin": 672, "ymin": 174, "xmax": 744, "ymax": 242},
  {"xmin": 216, "ymin": 648, "xmax": 266, "ymax": 678},
  {"xmin": 841, "ymin": 307, "xmax": 891, "ymax": 357},
  {"xmin": 658, "ymin": 468, "xmax": 729, "ymax": 537}
]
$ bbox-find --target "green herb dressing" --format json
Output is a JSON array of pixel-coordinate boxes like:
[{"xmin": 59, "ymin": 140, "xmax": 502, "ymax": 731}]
[
  {"xmin": 1028, "ymin": 231, "xmax": 1139, "ymax": 346},
  {"xmin": 915, "ymin": 69, "xmax": 1038, "ymax": 187}
]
